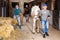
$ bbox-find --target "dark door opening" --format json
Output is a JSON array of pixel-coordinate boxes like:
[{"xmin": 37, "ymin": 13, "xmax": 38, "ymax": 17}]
[
  {"xmin": 0, "ymin": 0, "xmax": 9, "ymax": 17},
  {"xmin": 54, "ymin": 0, "xmax": 60, "ymax": 10},
  {"xmin": 12, "ymin": 2, "xmax": 19, "ymax": 8},
  {"xmin": 53, "ymin": 0, "xmax": 60, "ymax": 30}
]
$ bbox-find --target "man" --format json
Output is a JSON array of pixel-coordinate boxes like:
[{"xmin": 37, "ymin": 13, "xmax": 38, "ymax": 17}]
[
  {"xmin": 31, "ymin": 4, "xmax": 40, "ymax": 34},
  {"xmin": 24, "ymin": 5, "xmax": 29, "ymax": 22},
  {"xmin": 40, "ymin": 4, "xmax": 50, "ymax": 38},
  {"xmin": 13, "ymin": 4, "xmax": 21, "ymax": 29}
]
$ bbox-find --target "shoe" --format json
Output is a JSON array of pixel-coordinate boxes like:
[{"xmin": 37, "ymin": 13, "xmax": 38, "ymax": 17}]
[
  {"xmin": 36, "ymin": 30, "xmax": 40, "ymax": 33},
  {"xmin": 19, "ymin": 25, "xmax": 21, "ymax": 29},
  {"xmin": 45, "ymin": 32, "xmax": 49, "ymax": 36},
  {"xmin": 32, "ymin": 32, "xmax": 35, "ymax": 34},
  {"xmin": 32, "ymin": 31, "xmax": 35, "ymax": 34},
  {"xmin": 43, "ymin": 34, "xmax": 46, "ymax": 38}
]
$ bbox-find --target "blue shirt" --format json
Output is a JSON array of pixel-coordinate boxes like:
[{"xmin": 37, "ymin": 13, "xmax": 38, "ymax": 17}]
[{"xmin": 14, "ymin": 8, "xmax": 21, "ymax": 15}]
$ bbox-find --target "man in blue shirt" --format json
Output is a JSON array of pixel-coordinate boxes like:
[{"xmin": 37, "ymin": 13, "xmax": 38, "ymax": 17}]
[{"xmin": 13, "ymin": 4, "xmax": 21, "ymax": 29}]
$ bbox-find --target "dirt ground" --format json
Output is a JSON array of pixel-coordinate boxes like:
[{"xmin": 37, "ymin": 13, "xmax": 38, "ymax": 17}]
[{"xmin": 1, "ymin": 17, "xmax": 60, "ymax": 40}]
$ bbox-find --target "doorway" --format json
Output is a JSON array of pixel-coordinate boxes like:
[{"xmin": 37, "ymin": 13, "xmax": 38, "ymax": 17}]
[
  {"xmin": 12, "ymin": 2, "xmax": 19, "ymax": 8},
  {"xmin": 53, "ymin": 0, "xmax": 60, "ymax": 30}
]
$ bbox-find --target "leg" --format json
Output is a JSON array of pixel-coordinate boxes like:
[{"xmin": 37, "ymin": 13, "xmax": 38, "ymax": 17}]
[
  {"xmin": 26, "ymin": 14, "xmax": 29, "ymax": 22},
  {"xmin": 45, "ymin": 21, "xmax": 49, "ymax": 32},
  {"xmin": 45, "ymin": 21, "xmax": 49, "ymax": 36},
  {"xmin": 13, "ymin": 15, "xmax": 16, "ymax": 19},
  {"xmin": 17, "ymin": 15, "xmax": 21, "ymax": 29},
  {"xmin": 42, "ymin": 20, "xmax": 45, "ymax": 34},
  {"xmin": 41, "ymin": 20, "xmax": 46, "ymax": 38},
  {"xmin": 36, "ymin": 18, "xmax": 40, "ymax": 33},
  {"xmin": 13, "ymin": 15, "xmax": 17, "ymax": 29},
  {"xmin": 32, "ymin": 17, "xmax": 36, "ymax": 34}
]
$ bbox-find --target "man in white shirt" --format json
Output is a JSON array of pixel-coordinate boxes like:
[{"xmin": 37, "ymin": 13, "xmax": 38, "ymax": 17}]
[{"xmin": 31, "ymin": 4, "xmax": 40, "ymax": 34}]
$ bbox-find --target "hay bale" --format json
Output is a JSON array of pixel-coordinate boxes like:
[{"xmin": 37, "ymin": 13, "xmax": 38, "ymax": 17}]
[
  {"xmin": 0, "ymin": 17, "xmax": 18, "ymax": 25},
  {"xmin": 0, "ymin": 17, "xmax": 17, "ymax": 38},
  {"xmin": 0, "ymin": 24, "xmax": 14, "ymax": 38}
]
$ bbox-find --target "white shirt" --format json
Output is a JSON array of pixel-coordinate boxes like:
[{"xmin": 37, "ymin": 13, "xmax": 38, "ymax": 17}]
[{"xmin": 31, "ymin": 5, "xmax": 40, "ymax": 16}]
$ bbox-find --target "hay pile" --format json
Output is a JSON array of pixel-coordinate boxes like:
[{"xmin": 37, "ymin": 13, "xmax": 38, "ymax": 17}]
[{"xmin": 0, "ymin": 17, "xmax": 17, "ymax": 38}]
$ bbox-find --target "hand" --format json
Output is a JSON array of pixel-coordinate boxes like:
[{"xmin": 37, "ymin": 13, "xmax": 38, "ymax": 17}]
[
  {"xmin": 19, "ymin": 13, "xmax": 22, "ymax": 16},
  {"xmin": 48, "ymin": 15, "xmax": 50, "ymax": 17}
]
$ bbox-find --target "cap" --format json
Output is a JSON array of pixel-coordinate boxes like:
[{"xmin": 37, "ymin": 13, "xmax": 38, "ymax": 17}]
[{"xmin": 42, "ymin": 4, "xmax": 47, "ymax": 6}]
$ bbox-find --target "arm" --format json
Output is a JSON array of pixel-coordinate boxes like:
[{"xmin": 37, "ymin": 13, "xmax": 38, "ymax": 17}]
[
  {"xmin": 48, "ymin": 10, "xmax": 51, "ymax": 17},
  {"xmin": 38, "ymin": 7, "xmax": 41, "ymax": 16},
  {"xmin": 31, "ymin": 7, "xmax": 34, "ymax": 18},
  {"xmin": 39, "ymin": 10, "xmax": 42, "ymax": 21},
  {"xmin": 39, "ymin": 10, "xmax": 42, "ymax": 17}
]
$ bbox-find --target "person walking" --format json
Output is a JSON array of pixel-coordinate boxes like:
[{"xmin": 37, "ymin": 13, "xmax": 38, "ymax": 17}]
[
  {"xmin": 13, "ymin": 4, "xmax": 22, "ymax": 29},
  {"xmin": 40, "ymin": 4, "xmax": 51, "ymax": 38},
  {"xmin": 31, "ymin": 4, "xmax": 40, "ymax": 34}
]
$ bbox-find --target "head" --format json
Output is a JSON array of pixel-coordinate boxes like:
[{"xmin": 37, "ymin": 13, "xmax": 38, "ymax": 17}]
[
  {"xmin": 42, "ymin": 4, "xmax": 48, "ymax": 10},
  {"xmin": 26, "ymin": 5, "xmax": 28, "ymax": 8},
  {"xmin": 33, "ymin": 2, "xmax": 38, "ymax": 6},
  {"xmin": 15, "ymin": 4, "xmax": 19, "ymax": 9}
]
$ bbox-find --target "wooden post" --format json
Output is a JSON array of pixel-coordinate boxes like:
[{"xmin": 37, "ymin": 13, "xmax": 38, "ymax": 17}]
[
  {"xmin": 9, "ymin": 0, "xmax": 13, "ymax": 17},
  {"xmin": 19, "ymin": 0, "xmax": 24, "ymax": 25},
  {"xmin": 51, "ymin": 1, "xmax": 55, "ymax": 10},
  {"xmin": 41, "ymin": 2, "xmax": 45, "ymax": 9}
]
